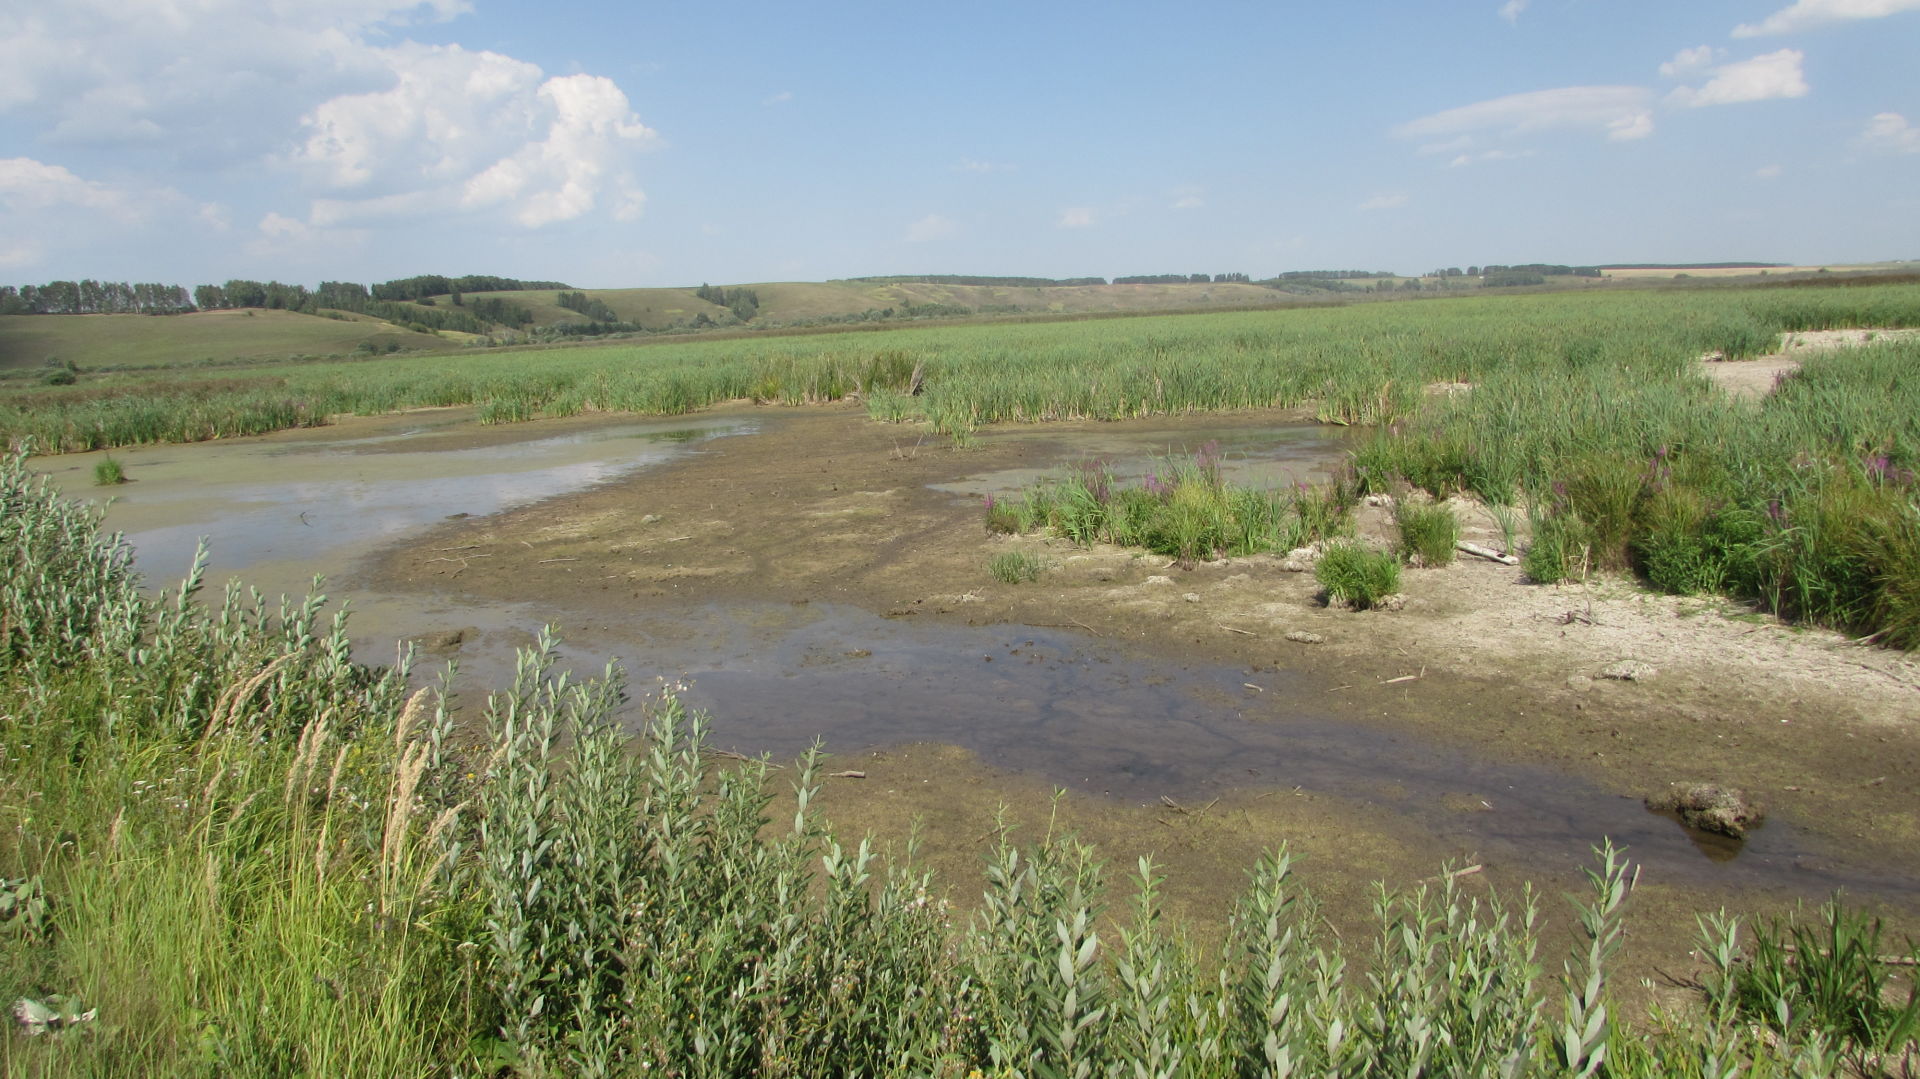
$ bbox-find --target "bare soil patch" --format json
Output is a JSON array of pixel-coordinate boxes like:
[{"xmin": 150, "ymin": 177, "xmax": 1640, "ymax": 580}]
[{"xmin": 1701, "ymin": 328, "xmax": 1920, "ymax": 399}]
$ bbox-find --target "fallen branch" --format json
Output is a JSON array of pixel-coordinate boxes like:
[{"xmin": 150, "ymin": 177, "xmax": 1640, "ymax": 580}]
[
  {"xmin": 1422, "ymin": 864, "xmax": 1484, "ymax": 884},
  {"xmin": 1457, "ymin": 541, "xmax": 1519, "ymax": 566},
  {"xmin": 1217, "ymin": 624, "xmax": 1258, "ymax": 637},
  {"xmin": 538, "ymin": 557, "xmax": 579, "ymax": 564},
  {"xmin": 827, "ymin": 769, "xmax": 867, "ymax": 779}
]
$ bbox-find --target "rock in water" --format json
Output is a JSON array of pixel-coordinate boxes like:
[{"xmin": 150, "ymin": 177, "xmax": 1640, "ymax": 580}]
[
  {"xmin": 1601, "ymin": 659, "xmax": 1656, "ymax": 681},
  {"xmin": 1647, "ymin": 783, "xmax": 1765, "ymax": 838}
]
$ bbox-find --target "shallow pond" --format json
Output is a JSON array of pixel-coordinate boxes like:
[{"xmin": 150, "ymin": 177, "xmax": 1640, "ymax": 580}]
[{"xmin": 34, "ymin": 411, "xmax": 1917, "ymax": 901}]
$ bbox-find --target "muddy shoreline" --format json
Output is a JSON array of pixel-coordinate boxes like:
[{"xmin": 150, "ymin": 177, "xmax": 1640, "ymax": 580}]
[{"xmin": 343, "ymin": 402, "xmax": 1919, "ymax": 956}]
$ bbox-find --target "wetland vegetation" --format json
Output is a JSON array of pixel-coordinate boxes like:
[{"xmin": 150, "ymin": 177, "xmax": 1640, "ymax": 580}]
[
  {"xmin": 5, "ymin": 277, "xmax": 1920, "ymax": 1073},
  {"xmin": 3, "ymin": 450, "xmax": 1915, "ymax": 1075}
]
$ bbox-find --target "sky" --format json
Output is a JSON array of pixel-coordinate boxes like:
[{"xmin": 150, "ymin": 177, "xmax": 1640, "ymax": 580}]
[{"xmin": 1, "ymin": 0, "xmax": 1917, "ymax": 289}]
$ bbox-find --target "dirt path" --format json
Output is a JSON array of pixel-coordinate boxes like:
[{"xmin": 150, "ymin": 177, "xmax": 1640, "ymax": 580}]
[{"xmin": 364, "ymin": 401, "xmax": 1920, "ymax": 976}]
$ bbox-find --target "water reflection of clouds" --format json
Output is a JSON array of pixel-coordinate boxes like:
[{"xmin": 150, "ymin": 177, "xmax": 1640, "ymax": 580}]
[{"xmin": 111, "ymin": 424, "xmax": 745, "ymax": 580}]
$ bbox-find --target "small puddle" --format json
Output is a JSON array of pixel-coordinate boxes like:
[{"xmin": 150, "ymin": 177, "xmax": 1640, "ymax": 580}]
[{"xmin": 931, "ymin": 424, "xmax": 1354, "ymax": 501}]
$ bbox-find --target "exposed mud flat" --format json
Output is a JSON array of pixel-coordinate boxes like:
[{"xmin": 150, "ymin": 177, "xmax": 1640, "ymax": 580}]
[{"xmin": 39, "ymin": 401, "xmax": 1920, "ymax": 983}]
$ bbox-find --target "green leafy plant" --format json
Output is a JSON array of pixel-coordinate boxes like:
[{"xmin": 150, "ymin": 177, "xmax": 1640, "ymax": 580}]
[
  {"xmin": 1315, "ymin": 540, "xmax": 1402, "ymax": 609},
  {"xmin": 92, "ymin": 455, "xmax": 125, "ymax": 486},
  {"xmin": 1394, "ymin": 498, "xmax": 1459, "ymax": 567}
]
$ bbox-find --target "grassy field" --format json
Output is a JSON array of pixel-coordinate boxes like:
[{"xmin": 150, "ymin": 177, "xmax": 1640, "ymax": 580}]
[
  {"xmin": 0, "ymin": 308, "xmax": 459, "ymax": 372},
  {"xmin": 3, "ymin": 451, "xmax": 1911, "ymax": 1075}
]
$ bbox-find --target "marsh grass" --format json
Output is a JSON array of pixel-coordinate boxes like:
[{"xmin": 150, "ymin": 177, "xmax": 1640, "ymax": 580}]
[
  {"xmin": 1393, "ymin": 498, "xmax": 1459, "ymax": 567},
  {"xmin": 1315, "ymin": 540, "xmax": 1403, "ymax": 609},
  {"xmin": 90, "ymin": 455, "xmax": 124, "ymax": 486},
  {"xmin": 990, "ymin": 443, "xmax": 1354, "ymax": 562},
  {"xmin": 987, "ymin": 549, "xmax": 1047, "ymax": 584}
]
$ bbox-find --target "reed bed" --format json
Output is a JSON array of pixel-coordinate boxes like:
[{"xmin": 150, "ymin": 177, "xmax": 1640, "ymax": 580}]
[
  {"xmin": 1355, "ymin": 336, "xmax": 1920, "ymax": 646},
  {"xmin": 4, "ymin": 448, "xmax": 1914, "ymax": 1075},
  {"xmin": 6, "ymin": 285, "xmax": 1918, "ymax": 454}
]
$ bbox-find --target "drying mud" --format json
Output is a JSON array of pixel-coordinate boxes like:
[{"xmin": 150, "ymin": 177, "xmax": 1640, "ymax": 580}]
[{"xmin": 40, "ymin": 400, "xmax": 1920, "ymax": 986}]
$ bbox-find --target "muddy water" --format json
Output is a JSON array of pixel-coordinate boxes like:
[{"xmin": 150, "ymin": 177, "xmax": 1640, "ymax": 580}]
[
  {"xmin": 33, "ymin": 413, "xmax": 1918, "ymax": 903},
  {"xmin": 421, "ymin": 599, "xmax": 1910, "ymax": 899},
  {"xmin": 39, "ymin": 412, "xmax": 756, "ymax": 588}
]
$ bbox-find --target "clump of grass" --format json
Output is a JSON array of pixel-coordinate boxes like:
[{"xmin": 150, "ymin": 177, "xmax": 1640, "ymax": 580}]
[
  {"xmin": 1705, "ymin": 900, "xmax": 1920, "ymax": 1075},
  {"xmin": 92, "ymin": 455, "xmax": 125, "ymax": 486},
  {"xmin": 988, "ymin": 549, "xmax": 1046, "ymax": 584},
  {"xmin": 1315, "ymin": 540, "xmax": 1402, "ymax": 609},
  {"xmin": 1393, "ymin": 498, "xmax": 1458, "ymax": 566},
  {"xmin": 1523, "ymin": 508, "xmax": 1592, "ymax": 585},
  {"xmin": 986, "ymin": 445, "xmax": 1352, "ymax": 562}
]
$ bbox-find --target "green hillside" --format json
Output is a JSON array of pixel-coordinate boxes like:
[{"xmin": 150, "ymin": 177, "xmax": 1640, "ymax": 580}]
[
  {"xmin": 458, "ymin": 278, "xmax": 1307, "ymax": 334},
  {"xmin": 0, "ymin": 308, "xmax": 460, "ymax": 371}
]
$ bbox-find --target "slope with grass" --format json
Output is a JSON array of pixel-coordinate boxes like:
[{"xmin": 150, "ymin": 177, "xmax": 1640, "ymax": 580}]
[{"xmin": 0, "ymin": 307, "xmax": 459, "ymax": 371}]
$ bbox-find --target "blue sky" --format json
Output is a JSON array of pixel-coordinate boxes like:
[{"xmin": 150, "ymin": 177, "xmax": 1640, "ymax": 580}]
[{"xmin": 2, "ymin": 0, "xmax": 1917, "ymax": 288}]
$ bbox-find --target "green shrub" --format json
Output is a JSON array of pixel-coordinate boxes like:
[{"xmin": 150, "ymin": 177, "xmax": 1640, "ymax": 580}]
[
  {"xmin": 1523, "ymin": 509, "xmax": 1592, "ymax": 584},
  {"xmin": 1315, "ymin": 540, "xmax": 1402, "ymax": 609},
  {"xmin": 92, "ymin": 455, "xmax": 125, "ymax": 486},
  {"xmin": 1393, "ymin": 499, "xmax": 1458, "ymax": 566},
  {"xmin": 988, "ymin": 549, "xmax": 1046, "ymax": 583},
  {"xmin": 1707, "ymin": 899, "xmax": 1920, "ymax": 1073}
]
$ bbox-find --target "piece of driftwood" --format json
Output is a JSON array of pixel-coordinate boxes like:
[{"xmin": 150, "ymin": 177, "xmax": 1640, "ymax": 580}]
[
  {"xmin": 1457, "ymin": 541, "xmax": 1520, "ymax": 566},
  {"xmin": 827, "ymin": 769, "xmax": 867, "ymax": 779}
]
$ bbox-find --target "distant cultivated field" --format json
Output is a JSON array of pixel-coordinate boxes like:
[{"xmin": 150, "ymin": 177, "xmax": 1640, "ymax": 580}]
[
  {"xmin": 1600, "ymin": 264, "xmax": 1890, "ymax": 279},
  {"xmin": 0, "ymin": 308, "xmax": 457, "ymax": 371}
]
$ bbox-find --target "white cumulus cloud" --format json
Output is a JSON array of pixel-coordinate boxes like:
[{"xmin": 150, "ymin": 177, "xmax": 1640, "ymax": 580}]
[
  {"xmin": 0, "ymin": 0, "xmax": 656, "ymax": 237},
  {"xmin": 904, "ymin": 214, "xmax": 958, "ymax": 242},
  {"xmin": 1659, "ymin": 46, "xmax": 1720, "ymax": 79},
  {"xmin": 1667, "ymin": 49, "xmax": 1809, "ymax": 108},
  {"xmin": 1397, "ymin": 86, "xmax": 1656, "ymax": 145},
  {"xmin": 1057, "ymin": 207, "xmax": 1096, "ymax": 228},
  {"xmin": 1860, "ymin": 112, "xmax": 1920, "ymax": 152},
  {"xmin": 1734, "ymin": 0, "xmax": 1920, "ymax": 37},
  {"xmin": 0, "ymin": 157, "xmax": 143, "ymax": 219},
  {"xmin": 1498, "ymin": 0, "xmax": 1529, "ymax": 23},
  {"xmin": 0, "ymin": 157, "xmax": 189, "ymax": 270},
  {"xmin": 1448, "ymin": 148, "xmax": 1537, "ymax": 167}
]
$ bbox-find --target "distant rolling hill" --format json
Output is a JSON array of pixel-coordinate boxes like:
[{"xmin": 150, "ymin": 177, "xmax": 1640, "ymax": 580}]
[
  {"xmin": 0, "ymin": 307, "xmax": 462, "ymax": 371},
  {"xmin": 461, "ymin": 278, "xmax": 1306, "ymax": 334}
]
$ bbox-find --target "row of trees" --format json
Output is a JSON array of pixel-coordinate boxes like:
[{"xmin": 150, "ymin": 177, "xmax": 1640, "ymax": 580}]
[
  {"xmin": 557, "ymin": 290, "xmax": 623, "ymax": 323},
  {"xmin": 848, "ymin": 274, "xmax": 1107, "ymax": 288},
  {"xmin": 189, "ymin": 278, "xmax": 535, "ymax": 334},
  {"xmin": 370, "ymin": 274, "xmax": 569, "ymax": 302},
  {"xmin": 1113, "ymin": 273, "xmax": 1251, "ymax": 285},
  {"xmin": 0, "ymin": 280, "xmax": 194, "ymax": 315},
  {"xmin": 693, "ymin": 283, "xmax": 761, "ymax": 322}
]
